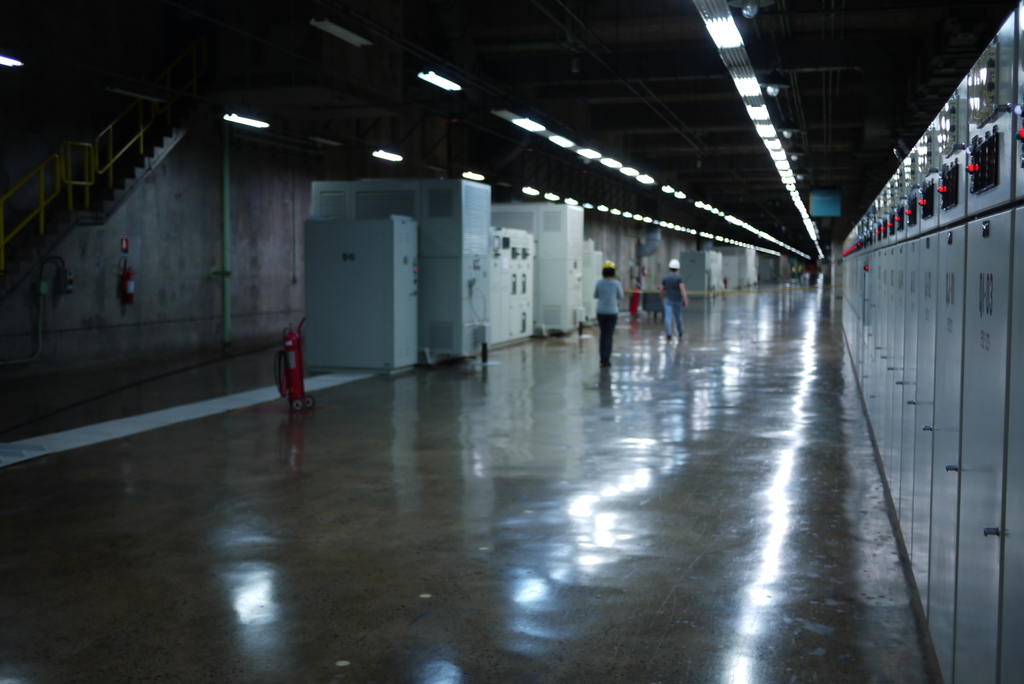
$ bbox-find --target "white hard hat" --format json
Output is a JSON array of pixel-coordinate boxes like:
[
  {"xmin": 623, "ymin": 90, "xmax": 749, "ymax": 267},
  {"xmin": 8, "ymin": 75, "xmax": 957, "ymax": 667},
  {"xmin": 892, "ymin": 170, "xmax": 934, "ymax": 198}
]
[{"xmin": 668, "ymin": 258, "xmax": 680, "ymax": 269}]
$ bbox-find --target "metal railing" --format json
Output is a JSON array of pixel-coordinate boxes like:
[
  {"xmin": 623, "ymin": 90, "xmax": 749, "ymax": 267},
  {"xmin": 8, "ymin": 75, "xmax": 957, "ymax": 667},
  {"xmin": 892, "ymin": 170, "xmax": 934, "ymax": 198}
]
[{"xmin": 0, "ymin": 40, "xmax": 206, "ymax": 275}]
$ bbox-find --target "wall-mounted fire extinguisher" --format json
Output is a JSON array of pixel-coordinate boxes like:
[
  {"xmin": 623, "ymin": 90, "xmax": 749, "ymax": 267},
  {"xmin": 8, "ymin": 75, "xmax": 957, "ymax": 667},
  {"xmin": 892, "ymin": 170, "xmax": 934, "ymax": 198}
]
[
  {"xmin": 275, "ymin": 318, "xmax": 315, "ymax": 412},
  {"xmin": 118, "ymin": 257, "xmax": 135, "ymax": 304}
]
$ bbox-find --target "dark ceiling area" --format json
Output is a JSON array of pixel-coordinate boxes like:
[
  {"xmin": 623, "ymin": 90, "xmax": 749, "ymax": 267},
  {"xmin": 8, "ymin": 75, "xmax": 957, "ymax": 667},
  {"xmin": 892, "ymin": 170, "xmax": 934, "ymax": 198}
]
[{"xmin": 7, "ymin": 0, "xmax": 1019, "ymax": 259}]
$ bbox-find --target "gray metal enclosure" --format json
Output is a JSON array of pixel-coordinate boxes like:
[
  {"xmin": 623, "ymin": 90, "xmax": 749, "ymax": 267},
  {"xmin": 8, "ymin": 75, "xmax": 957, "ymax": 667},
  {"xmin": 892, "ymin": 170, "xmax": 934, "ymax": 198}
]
[
  {"xmin": 839, "ymin": 8, "xmax": 1024, "ymax": 678},
  {"xmin": 304, "ymin": 216, "xmax": 419, "ymax": 371}
]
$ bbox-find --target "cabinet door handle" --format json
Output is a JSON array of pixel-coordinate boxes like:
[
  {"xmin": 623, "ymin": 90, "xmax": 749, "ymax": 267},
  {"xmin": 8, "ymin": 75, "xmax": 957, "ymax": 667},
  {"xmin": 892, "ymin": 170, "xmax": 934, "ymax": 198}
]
[
  {"xmin": 907, "ymin": 400, "xmax": 917, "ymax": 405},
  {"xmin": 983, "ymin": 527, "xmax": 1001, "ymax": 537},
  {"xmin": 922, "ymin": 425, "xmax": 934, "ymax": 431},
  {"xmin": 945, "ymin": 465, "xmax": 959, "ymax": 472}
]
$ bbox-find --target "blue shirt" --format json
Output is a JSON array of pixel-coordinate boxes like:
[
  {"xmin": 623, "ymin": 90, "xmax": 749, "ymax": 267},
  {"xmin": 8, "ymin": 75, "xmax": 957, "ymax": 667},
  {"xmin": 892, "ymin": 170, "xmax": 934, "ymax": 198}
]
[{"xmin": 594, "ymin": 278, "xmax": 624, "ymax": 315}]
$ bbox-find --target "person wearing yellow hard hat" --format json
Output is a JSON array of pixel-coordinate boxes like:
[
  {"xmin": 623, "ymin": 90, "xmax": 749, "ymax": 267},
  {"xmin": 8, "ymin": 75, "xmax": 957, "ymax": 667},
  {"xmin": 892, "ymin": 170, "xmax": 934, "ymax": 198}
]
[
  {"xmin": 594, "ymin": 262, "xmax": 624, "ymax": 367},
  {"xmin": 660, "ymin": 258, "xmax": 689, "ymax": 341}
]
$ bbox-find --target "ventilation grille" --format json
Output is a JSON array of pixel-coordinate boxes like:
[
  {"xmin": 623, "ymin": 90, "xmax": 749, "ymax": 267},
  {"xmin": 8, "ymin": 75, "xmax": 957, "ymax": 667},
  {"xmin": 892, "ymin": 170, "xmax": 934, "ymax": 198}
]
[
  {"xmin": 429, "ymin": 321, "xmax": 454, "ymax": 351},
  {"xmin": 493, "ymin": 212, "xmax": 535, "ymax": 233},
  {"xmin": 428, "ymin": 189, "xmax": 454, "ymax": 217},
  {"xmin": 318, "ymin": 191, "xmax": 347, "ymax": 217},
  {"xmin": 462, "ymin": 185, "xmax": 491, "ymax": 255},
  {"xmin": 355, "ymin": 191, "xmax": 416, "ymax": 220}
]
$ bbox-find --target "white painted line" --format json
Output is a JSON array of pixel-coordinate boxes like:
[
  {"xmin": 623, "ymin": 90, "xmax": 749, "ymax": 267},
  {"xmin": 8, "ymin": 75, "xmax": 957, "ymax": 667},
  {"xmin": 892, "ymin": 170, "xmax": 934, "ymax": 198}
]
[{"xmin": 3, "ymin": 371, "xmax": 371, "ymax": 463}]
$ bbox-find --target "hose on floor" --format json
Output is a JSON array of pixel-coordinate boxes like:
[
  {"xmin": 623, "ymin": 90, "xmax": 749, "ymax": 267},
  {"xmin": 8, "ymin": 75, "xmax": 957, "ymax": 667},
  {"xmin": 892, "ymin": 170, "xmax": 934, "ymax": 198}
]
[{"xmin": 0, "ymin": 343, "xmax": 277, "ymax": 437}]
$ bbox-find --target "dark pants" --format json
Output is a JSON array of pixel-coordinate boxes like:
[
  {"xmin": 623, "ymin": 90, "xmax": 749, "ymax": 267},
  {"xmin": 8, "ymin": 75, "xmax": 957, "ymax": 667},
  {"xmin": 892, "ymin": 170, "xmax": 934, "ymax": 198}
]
[{"xmin": 597, "ymin": 313, "xmax": 617, "ymax": 363}]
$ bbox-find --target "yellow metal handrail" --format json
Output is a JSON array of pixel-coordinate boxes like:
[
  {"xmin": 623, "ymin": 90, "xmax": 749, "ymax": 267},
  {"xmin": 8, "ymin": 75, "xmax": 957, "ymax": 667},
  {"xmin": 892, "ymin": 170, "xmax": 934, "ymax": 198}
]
[
  {"xmin": 0, "ymin": 40, "xmax": 206, "ymax": 275},
  {"xmin": 0, "ymin": 155, "xmax": 61, "ymax": 275},
  {"xmin": 60, "ymin": 141, "xmax": 95, "ymax": 210},
  {"xmin": 95, "ymin": 40, "xmax": 207, "ymax": 189}
]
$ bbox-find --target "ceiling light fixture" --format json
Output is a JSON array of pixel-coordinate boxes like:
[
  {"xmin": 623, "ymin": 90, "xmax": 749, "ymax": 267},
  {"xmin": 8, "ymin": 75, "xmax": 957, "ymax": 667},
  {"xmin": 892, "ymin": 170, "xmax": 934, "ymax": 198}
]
[
  {"xmin": 548, "ymin": 135, "xmax": 576, "ymax": 148},
  {"xmin": 522, "ymin": 186, "xmax": 540, "ymax": 196},
  {"xmin": 674, "ymin": 191, "xmax": 687, "ymax": 199},
  {"xmin": 417, "ymin": 71, "xmax": 462, "ymax": 91},
  {"xmin": 309, "ymin": 19, "xmax": 372, "ymax": 47},
  {"xmin": 619, "ymin": 167, "xmax": 640, "ymax": 177},
  {"xmin": 544, "ymin": 192, "xmax": 560, "ymax": 201},
  {"xmin": 0, "ymin": 54, "xmax": 23, "ymax": 67},
  {"xmin": 564, "ymin": 198, "xmax": 580, "ymax": 206},
  {"xmin": 597, "ymin": 205, "xmax": 609, "ymax": 212},
  {"xmin": 636, "ymin": 174, "xmax": 655, "ymax": 184},
  {"xmin": 511, "ymin": 117, "xmax": 546, "ymax": 132},
  {"xmin": 661, "ymin": 185, "xmax": 675, "ymax": 194},
  {"xmin": 371, "ymin": 148, "xmax": 403, "ymax": 162},
  {"xmin": 462, "ymin": 171, "xmax": 485, "ymax": 181},
  {"xmin": 600, "ymin": 158, "xmax": 623, "ymax": 169},
  {"xmin": 223, "ymin": 113, "xmax": 269, "ymax": 129},
  {"xmin": 610, "ymin": 208, "xmax": 622, "ymax": 215},
  {"xmin": 576, "ymin": 148, "xmax": 602, "ymax": 159},
  {"xmin": 705, "ymin": 16, "xmax": 744, "ymax": 49}
]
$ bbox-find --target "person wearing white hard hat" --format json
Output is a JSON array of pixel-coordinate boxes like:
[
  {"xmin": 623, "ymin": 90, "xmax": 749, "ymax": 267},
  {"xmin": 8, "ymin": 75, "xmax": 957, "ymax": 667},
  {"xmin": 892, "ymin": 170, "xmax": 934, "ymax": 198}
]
[{"xmin": 660, "ymin": 258, "xmax": 689, "ymax": 341}]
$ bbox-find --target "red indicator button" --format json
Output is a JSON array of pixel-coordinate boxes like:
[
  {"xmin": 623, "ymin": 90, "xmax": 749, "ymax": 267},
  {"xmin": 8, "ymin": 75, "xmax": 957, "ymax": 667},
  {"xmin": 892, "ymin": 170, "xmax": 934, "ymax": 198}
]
[
  {"xmin": 968, "ymin": 163, "xmax": 979, "ymax": 173},
  {"xmin": 905, "ymin": 209, "xmax": 912, "ymax": 215},
  {"xmin": 939, "ymin": 185, "xmax": 948, "ymax": 193},
  {"xmin": 919, "ymin": 199, "xmax": 927, "ymax": 206},
  {"xmin": 895, "ymin": 215, "xmax": 901, "ymax": 221},
  {"xmin": 864, "ymin": 265, "xmax": 871, "ymax": 271}
]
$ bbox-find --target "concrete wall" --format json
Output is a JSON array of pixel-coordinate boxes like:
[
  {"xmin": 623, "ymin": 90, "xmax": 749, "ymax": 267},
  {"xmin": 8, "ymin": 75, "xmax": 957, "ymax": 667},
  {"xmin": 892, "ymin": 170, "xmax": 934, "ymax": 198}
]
[{"xmin": 0, "ymin": 109, "xmax": 318, "ymax": 374}]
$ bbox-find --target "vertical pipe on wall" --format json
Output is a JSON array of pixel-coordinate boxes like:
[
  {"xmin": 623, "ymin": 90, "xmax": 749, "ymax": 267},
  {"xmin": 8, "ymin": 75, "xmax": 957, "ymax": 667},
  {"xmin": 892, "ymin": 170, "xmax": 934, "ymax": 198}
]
[{"xmin": 222, "ymin": 120, "xmax": 232, "ymax": 349}]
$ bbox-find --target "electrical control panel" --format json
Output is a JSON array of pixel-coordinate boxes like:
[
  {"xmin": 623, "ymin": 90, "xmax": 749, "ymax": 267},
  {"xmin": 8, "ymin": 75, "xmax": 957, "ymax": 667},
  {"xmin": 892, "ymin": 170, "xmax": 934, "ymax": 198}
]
[
  {"xmin": 937, "ymin": 81, "xmax": 969, "ymax": 228},
  {"xmin": 965, "ymin": 13, "xmax": 1016, "ymax": 215}
]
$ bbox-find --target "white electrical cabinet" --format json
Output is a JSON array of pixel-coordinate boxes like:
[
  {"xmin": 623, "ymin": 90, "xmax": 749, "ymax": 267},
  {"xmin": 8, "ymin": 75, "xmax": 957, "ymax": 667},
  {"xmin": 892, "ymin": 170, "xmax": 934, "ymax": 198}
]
[
  {"xmin": 489, "ymin": 227, "xmax": 534, "ymax": 346},
  {"xmin": 304, "ymin": 216, "xmax": 418, "ymax": 371},
  {"xmin": 311, "ymin": 179, "xmax": 491, "ymax": 362},
  {"xmin": 491, "ymin": 203, "xmax": 585, "ymax": 334},
  {"xmin": 677, "ymin": 251, "xmax": 722, "ymax": 295},
  {"xmin": 719, "ymin": 247, "xmax": 757, "ymax": 290}
]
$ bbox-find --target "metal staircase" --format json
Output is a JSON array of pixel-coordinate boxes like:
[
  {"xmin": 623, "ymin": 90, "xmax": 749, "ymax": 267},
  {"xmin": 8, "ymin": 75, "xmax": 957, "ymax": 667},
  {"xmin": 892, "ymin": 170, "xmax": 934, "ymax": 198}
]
[{"xmin": 0, "ymin": 41, "xmax": 206, "ymax": 296}]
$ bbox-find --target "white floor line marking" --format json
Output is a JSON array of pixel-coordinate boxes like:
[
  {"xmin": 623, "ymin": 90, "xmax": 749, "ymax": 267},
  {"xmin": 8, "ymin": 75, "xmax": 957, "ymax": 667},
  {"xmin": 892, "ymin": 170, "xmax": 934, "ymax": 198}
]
[{"xmin": 2, "ymin": 372, "xmax": 372, "ymax": 464}]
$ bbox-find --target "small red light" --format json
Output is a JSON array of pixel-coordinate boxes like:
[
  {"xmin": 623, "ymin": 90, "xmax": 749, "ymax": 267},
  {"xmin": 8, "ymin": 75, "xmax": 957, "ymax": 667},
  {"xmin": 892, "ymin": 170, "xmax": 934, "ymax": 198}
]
[
  {"xmin": 905, "ymin": 209, "xmax": 912, "ymax": 215},
  {"xmin": 895, "ymin": 215, "xmax": 901, "ymax": 221},
  {"xmin": 864, "ymin": 265, "xmax": 871, "ymax": 271},
  {"xmin": 414, "ymin": 268, "xmax": 419, "ymax": 273},
  {"xmin": 939, "ymin": 186, "xmax": 948, "ymax": 193},
  {"xmin": 968, "ymin": 163, "xmax": 979, "ymax": 173},
  {"xmin": 919, "ymin": 199, "xmax": 927, "ymax": 206},
  {"xmin": 888, "ymin": 222, "xmax": 893, "ymax": 228},
  {"xmin": 1018, "ymin": 127, "xmax": 1024, "ymax": 140}
]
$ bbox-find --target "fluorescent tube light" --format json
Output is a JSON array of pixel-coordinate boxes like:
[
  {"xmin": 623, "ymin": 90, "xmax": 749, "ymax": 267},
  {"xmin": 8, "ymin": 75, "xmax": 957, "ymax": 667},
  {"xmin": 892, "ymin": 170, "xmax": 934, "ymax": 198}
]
[
  {"xmin": 0, "ymin": 54, "xmax": 24, "ymax": 67},
  {"xmin": 636, "ymin": 174, "xmax": 655, "ymax": 184},
  {"xmin": 755, "ymin": 123, "xmax": 777, "ymax": 139},
  {"xmin": 632, "ymin": 214, "xmax": 643, "ymax": 221},
  {"xmin": 661, "ymin": 185, "xmax": 675, "ymax": 193},
  {"xmin": 674, "ymin": 191, "xmax": 686, "ymax": 199},
  {"xmin": 619, "ymin": 167, "xmax": 640, "ymax": 177},
  {"xmin": 643, "ymin": 216, "xmax": 653, "ymax": 223},
  {"xmin": 610, "ymin": 208, "xmax": 622, "ymax": 215},
  {"xmin": 623, "ymin": 211, "xmax": 633, "ymax": 218},
  {"xmin": 582, "ymin": 203, "xmax": 594, "ymax": 209},
  {"xmin": 462, "ymin": 171, "xmax": 485, "ymax": 181},
  {"xmin": 512, "ymin": 117, "xmax": 546, "ymax": 132},
  {"xmin": 418, "ymin": 71, "xmax": 461, "ymax": 91},
  {"xmin": 576, "ymin": 148, "xmax": 602, "ymax": 159},
  {"xmin": 223, "ymin": 113, "xmax": 269, "ymax": 129},
  {"xmin": 522, "ymin": 186, "xmax": 540, "ymax": 196},
  {"xmin": 746, "ymin": 105, "xmax": 770, "ymax": 121},
  {"xmin": 600, "ymin": 158, "xmax": 623, "ymax": 169},
  {"xmin": 597, "ymin": 205, "xmax": 609, "ymax": 212},
  {"xmin": 706, "ymin": 17, "xmax": 744, "ymax": 49},
  {"xmin": 564, "ymin": 198, "xmax": 579, "ymax": 206},
  {"xmin": 372, "ymin": 149, "xmax": 403, "ymax": 162},
  {"xmin": 544, "ymin": 192, "xmax": 560, "ymax": 201},
  {"xmin": 733, "ymin": 77, "xmax": 761, "ymax": 97},
  {"xmin": 548, "ymin": 135, "xmax": 575, "ymax": 148},
  {"xmin": 310, "ymin": 19, "xmax": 372, "ymax": 47}
]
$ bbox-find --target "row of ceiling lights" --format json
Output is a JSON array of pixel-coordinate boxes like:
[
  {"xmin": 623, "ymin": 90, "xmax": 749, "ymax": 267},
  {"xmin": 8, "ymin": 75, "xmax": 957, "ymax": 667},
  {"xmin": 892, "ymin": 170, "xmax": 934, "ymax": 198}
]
[
  {"xmin": 695, "ymin": 3, "xmax": 825, "ymax": 260},
  {"xmin": 455, "ymin": 172, "xmax": 789, "ymax": 258}
]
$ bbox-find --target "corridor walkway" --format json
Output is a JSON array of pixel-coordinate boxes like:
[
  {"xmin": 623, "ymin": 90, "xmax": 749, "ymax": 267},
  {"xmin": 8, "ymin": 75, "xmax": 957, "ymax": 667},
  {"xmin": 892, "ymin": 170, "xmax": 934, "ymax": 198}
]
[{"xmin": 0, "ymin": 289, "xmax": 933, "ymax": 683}]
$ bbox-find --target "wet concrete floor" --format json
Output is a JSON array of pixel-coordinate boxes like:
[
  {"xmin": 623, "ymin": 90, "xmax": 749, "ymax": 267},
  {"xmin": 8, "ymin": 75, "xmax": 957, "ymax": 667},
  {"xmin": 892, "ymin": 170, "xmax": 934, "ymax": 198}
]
[{"xmin": 0, "ymin": 289, "xmax": 934, "ymax": 683}]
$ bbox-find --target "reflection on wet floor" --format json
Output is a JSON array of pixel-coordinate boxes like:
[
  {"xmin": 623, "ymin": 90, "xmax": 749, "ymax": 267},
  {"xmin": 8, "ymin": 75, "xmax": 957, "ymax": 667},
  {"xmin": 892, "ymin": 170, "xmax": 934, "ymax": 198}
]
[{"xmin": 0, "ymin": 290, "xmax": 932, "ymax": 683}]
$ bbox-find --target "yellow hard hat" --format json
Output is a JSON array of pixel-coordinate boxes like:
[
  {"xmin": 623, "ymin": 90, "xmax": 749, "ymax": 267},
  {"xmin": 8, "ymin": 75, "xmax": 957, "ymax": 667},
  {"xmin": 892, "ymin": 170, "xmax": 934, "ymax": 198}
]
[{"xmin": 603, "ymin": 260, "xmax": 616, "ymax": 269}]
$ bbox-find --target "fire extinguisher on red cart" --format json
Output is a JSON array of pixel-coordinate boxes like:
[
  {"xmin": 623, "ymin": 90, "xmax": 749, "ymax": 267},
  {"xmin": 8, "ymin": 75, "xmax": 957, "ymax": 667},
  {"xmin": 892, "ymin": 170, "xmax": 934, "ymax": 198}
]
[{"xmin": 276, "ymin": 318, "xmax": 315, "ymax": 411}]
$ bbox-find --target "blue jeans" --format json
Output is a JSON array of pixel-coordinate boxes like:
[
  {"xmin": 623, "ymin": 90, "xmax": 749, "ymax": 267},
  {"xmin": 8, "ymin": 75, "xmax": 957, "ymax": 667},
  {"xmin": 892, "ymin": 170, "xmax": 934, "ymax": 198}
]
[
  {"xmin": 664, "ymin": 300, "xmax": 683, "ymax": 337},
  {"xmin": 597, "ymin": 314, "xmax": 617, "ymax": 363}
]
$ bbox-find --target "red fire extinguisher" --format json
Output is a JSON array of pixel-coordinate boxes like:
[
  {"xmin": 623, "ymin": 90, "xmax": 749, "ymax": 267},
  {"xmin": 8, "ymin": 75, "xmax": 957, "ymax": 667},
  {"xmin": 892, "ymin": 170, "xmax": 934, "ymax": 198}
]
[
  {"xmin": 119, "ymin": 259, "xmax": 135, "ymax": 304},
  {"xmin": 276, "ymin": 318, "xmax": 315, "ymax": 411}
]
